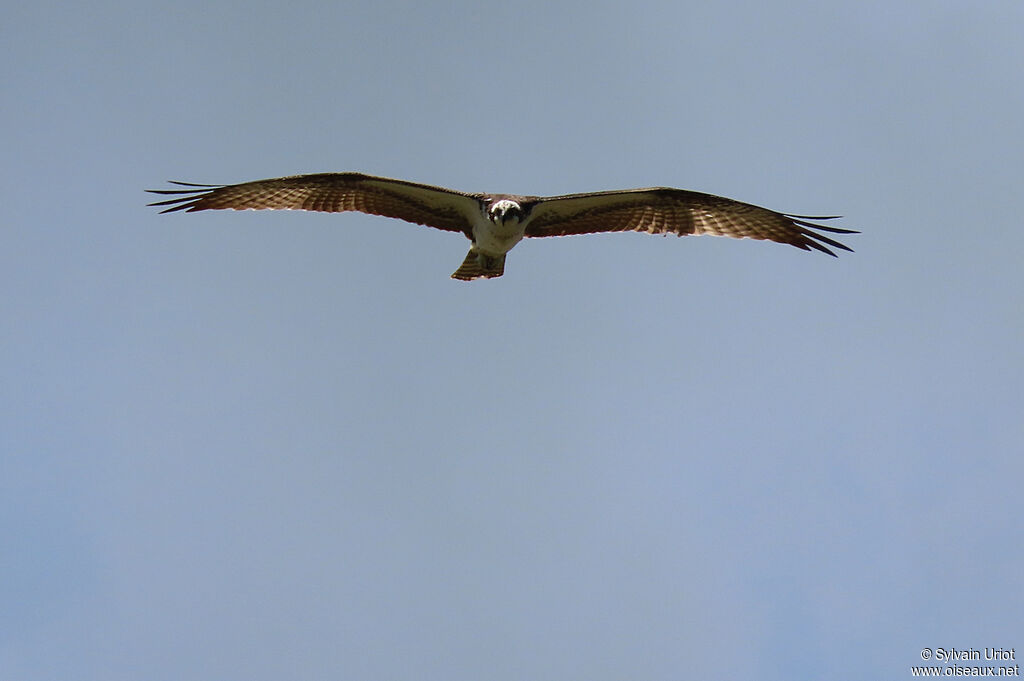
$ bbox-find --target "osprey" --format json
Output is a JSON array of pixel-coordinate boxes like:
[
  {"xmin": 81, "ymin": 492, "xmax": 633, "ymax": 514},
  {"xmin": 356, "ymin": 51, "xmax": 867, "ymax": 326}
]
[{"xmin": 147, "ymin": 173, "xmax": 856, "ymax": 280}]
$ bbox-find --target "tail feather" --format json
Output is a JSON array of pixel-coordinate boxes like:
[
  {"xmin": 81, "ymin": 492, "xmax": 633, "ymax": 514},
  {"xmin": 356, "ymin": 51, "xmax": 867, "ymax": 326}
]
[{"xmin": 451, "ymin": 248, "xmax": 506, "ymax": 281}]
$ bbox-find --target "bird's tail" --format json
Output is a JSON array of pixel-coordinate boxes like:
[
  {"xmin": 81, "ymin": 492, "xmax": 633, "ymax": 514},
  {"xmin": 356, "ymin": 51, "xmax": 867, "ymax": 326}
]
[{"xmin": 451, "ymin": 248, "xmax": 505, "ymax": 281}]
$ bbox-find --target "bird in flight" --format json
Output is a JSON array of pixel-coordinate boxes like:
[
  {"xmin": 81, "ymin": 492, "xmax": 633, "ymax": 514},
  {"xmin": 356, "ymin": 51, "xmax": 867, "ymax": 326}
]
[{"xmin": 147, "ymin": 173, "xmax": 856, "ymax": 280}]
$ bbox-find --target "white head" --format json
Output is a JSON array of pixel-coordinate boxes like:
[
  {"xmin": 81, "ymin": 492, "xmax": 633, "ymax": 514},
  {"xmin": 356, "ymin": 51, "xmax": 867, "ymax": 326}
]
[{"xmin": 488, "ymin": 199, "xmax": 523, "ymax": 224}]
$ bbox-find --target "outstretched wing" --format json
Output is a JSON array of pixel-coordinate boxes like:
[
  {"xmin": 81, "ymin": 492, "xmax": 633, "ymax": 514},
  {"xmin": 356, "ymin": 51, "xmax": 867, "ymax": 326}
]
[
  {"xmin": 523, "ymin": 188, "xmax": 857, "ymax": 256},
  {"xmin": 147, "ymin": 173, "xmax": 480, "ymax": 234}
]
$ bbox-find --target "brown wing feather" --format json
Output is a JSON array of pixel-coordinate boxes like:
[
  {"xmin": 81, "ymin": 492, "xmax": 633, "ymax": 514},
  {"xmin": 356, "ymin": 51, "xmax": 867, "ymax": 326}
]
[
  {"xmin": 524, "ymin": 188, "xmax": 857, "ymax": 256},
  {"xmin": 147, "ymin": 173, "xmax": 479, "ymax": 234}
]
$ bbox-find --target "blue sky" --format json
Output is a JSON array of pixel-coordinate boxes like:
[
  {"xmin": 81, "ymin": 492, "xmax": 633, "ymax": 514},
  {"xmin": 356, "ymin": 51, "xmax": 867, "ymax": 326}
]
[{"xmin": 3, "ymin": 1, "xmax": 1022, "ymax": 679}]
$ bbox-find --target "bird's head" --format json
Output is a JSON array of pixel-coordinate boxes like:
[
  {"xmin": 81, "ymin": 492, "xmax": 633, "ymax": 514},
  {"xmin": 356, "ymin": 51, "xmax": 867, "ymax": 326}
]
[{"xmin": 488, "ymin": 199, "xmax": 523, "ymax": 224}]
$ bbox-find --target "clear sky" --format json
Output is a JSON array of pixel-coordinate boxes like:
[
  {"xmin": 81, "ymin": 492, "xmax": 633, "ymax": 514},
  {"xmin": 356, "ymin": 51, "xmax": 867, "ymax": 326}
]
[{"xmin": 3, "ymin": 1, "xmax": 1022, "ymax": 679}]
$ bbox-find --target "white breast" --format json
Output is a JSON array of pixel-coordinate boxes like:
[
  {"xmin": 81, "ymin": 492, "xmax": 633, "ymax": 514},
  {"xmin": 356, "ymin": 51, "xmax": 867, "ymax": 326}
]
[{"xmin": 472, "ymin": 202, "xmax": 527, "ymax": 256}]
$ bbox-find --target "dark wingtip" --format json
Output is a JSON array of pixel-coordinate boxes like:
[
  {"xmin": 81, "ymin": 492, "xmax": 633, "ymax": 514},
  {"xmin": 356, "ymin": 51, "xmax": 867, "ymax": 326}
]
[
  {"xmin": 787, "ymin": 213, "xmax": 843, "ymax": 220},
  {"xmin": 146, "ymin": 181, "xmax": 221, "ymax": 213},
  {"xmin": 785, "ymin": 215, "xmax": 857, "ymax": 256},
  {"xmin": 146, "ymin": 181, "xmax": 219, "ymax": 193},
  {"xmin": 801, "ymin": 240, "xmax": 839, "ymax": 257},
  {"xmin": 157, "ymin": 204, "xmax": 191, "ymax": 214},
  {"xmin": 787, "ymin": 215, "xmax": 860, "ymax": 235}
]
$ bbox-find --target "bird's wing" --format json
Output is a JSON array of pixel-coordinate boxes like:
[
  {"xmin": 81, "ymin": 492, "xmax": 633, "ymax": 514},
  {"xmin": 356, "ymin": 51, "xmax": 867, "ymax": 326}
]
[
  {"xmin": 147, "ymin": 173, "xmax": 480, "ymax": 234},
  {"xmin": 523, "ymin": 188, "xmax": 857, "ymax": 256}
]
